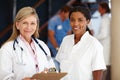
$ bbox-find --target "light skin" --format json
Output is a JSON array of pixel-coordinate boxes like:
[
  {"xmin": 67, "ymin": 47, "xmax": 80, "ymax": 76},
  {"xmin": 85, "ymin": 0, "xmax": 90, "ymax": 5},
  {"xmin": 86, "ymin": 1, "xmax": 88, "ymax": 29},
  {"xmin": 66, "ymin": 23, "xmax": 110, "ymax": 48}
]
[
  {"xmin": 16, "ymin": 15, "xmax": 37, "ymax": 80},
  {"xmin": 16, "ymin": 15, "xmax": 37, "ymax": 44},
  {"xmin": 16, "ymin": 15, "xmax": 50, "ymax": 80},
  {"xmin": 69, "ymin": 11, "xmax": 103, "ymax": 80}
]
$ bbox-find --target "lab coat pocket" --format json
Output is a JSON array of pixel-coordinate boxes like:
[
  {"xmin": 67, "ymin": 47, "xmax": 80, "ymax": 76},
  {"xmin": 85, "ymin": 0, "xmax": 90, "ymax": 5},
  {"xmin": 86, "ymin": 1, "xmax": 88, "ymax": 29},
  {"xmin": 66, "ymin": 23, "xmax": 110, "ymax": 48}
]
[
  {"xmin": 14, "ymin": 52, "xmax": 26, "ymax": 66},
  {"xmin": 14, "ymin": 57, "xmax": 26, "ymax": 69}
]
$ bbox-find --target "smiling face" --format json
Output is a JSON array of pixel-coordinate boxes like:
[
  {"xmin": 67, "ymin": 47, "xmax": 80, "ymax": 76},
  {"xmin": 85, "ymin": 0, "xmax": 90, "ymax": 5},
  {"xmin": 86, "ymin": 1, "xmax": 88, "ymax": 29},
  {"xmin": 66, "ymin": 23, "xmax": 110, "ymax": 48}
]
[
  {"xmin": 16, "ymin": 15, "xmax": 37, "ymax": 42},
  {"xmin": 70, "ymin": 11, "xmax": 90, "ymax": 36}
]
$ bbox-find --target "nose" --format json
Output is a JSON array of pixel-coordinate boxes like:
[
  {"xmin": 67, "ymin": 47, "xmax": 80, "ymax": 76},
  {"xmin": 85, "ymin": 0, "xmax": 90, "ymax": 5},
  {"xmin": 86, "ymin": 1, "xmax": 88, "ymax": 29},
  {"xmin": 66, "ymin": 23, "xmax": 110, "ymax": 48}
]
[
  {"xmin": 74, "ymin": 21, "xmax": 79, "ymax": 26},
  {"xmin": 27, "ymin": 23, "xmax": 32, "ymax": 29}
]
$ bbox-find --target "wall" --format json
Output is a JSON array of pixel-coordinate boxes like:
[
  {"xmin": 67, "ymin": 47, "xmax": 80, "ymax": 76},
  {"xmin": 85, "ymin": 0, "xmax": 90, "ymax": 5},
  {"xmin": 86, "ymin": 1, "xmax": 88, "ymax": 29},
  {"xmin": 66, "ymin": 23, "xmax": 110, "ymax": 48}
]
[
  {"xmin": 0, "ymin": 0, "xmax": 13, "ymax": 46},
  {"xmin": 111, "ymin": 0, "xmax": 120, "ymax": 80}
]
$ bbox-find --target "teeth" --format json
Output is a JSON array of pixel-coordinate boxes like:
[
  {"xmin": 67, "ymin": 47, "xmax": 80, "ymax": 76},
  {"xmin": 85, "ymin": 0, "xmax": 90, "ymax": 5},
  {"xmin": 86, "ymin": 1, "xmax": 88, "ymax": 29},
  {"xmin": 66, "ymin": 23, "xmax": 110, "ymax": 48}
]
[{"xmin": 74, "ymin": 26, "xmax": 79, "ymax": 30}]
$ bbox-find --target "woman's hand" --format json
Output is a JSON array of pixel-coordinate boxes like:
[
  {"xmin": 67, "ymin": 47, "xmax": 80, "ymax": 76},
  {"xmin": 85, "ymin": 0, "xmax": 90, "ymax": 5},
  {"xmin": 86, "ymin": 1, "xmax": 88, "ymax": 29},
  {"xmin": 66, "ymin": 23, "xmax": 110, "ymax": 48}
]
[
  {"xmin": 22, "ymin": 77, "xmax": 36, "ymax": 80},
  {"xmin": 41, "ymin": 67, "xmax": 49, "ymax": 73}
]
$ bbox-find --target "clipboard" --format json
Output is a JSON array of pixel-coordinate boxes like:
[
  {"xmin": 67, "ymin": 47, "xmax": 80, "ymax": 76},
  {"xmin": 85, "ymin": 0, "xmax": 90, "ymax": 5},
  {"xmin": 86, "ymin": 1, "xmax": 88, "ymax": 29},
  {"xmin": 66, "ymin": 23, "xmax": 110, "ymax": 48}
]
[{"xmin": 31, "ymin": 72, "xmax": 67, "ymax": 80}]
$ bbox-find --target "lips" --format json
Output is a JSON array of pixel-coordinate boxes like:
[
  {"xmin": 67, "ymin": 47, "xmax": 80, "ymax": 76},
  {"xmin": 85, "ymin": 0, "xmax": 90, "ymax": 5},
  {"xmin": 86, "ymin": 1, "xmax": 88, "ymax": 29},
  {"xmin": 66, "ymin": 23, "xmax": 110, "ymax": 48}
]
[
  {"xmin": 25, "ymin": 30, "xmax": 31, "ymax": 32},
  {"xmin": 73, "ymin": 26, "xmax": 80, "ymax": 30},
  {"xmin": 24, "ymin": 29, "xmax": 33, "ymax": 32}
]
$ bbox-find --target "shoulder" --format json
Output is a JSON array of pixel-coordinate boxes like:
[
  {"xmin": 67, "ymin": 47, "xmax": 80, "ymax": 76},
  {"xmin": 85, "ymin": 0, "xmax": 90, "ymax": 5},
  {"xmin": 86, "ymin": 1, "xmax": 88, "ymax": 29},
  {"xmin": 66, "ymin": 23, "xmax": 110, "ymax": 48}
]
[
  {"xmin": 102, "ymin": 13, "xmax": 111, "ymax": 20},
  {"xmin": 34, "ymin": 38, "xmax": 49, "ymax": 50},
  {"xmin": 83, "ymin": 32, "xmax": 103, "ymax": 48},
  {"xmin": 0, "ymin": 41, "xmax": 14, "ymax": 55},
  {"xmin": 49, "ymin": 15, "xmax": 59, "ymax": 22},
  {"xmin": 35, "ymin": 39, "xmax": 46, "ymax": 46},
  {"xmin": 35, "ymin": 38, "xmax": 51, "ymax": 55},
  {"xmin": 1, "ymin": 41, "xmax": 13, "ymax": 50},
  {"xmin": 88, "ymin": 34, "xmax": 103, "ymax": 49},
  {"xmin": 60, "ymin": 34, "xmax": 74, "ymax": 45},
  {"xmin": 63, "ymin": 34, "xmax": 74, "ymax": 40}
]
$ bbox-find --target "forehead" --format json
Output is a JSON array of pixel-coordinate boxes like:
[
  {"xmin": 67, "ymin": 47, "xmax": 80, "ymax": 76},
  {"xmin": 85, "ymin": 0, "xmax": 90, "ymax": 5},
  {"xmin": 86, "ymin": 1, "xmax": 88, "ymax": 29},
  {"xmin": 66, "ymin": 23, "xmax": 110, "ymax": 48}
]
[
  {"xmin": 21, "ymin": 15, "xmax": 37, "ymax": 21},
  {"xmin": 70, "ymin": 12, "xmax": 85, "ymax": 18}
]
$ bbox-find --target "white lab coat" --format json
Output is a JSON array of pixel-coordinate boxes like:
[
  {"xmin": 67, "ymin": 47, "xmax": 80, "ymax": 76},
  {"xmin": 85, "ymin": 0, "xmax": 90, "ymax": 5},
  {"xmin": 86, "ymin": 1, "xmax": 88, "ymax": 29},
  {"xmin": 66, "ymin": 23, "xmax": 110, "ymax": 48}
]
[
  {"xmin": 89, "ymin": 10, "xmax": 101, "ymax": 36},
  {"xmin": 56, "ymin": 32, "xmax": 106, "ymax": 80},
  {"xmin": 95, "ymin": 13, "xmax": 111, "ymax": 65},
  {"xmin": 0, "ymin": 37, "xmax": 55, "ymax": 80}
]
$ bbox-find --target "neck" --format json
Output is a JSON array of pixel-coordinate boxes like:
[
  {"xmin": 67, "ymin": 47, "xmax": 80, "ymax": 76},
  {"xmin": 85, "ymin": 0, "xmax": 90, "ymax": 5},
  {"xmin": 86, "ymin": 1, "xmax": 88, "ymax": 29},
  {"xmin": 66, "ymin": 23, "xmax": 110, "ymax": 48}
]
[
  {"xmin": 74, "ymin": 34, "xmax": 81, "ymax": 44},
  {"xmin": 26, "ymin": 38, "xmax": 32, "ymax": 44},
  {"xmin": 20, "ymin": 35, "xmax": 32, "ymax": 44}
]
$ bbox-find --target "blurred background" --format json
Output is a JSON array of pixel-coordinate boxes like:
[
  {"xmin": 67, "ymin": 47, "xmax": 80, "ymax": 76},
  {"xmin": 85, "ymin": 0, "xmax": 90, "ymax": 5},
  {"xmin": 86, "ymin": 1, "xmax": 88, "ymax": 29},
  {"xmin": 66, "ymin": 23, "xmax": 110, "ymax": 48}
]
[
  {"xmin": 0, "ymin": 0, "xmax": 110, "ymax": 46},
  {"xmin": 1, "ymin": 0, "xmax": 120, "ymax": 80}
]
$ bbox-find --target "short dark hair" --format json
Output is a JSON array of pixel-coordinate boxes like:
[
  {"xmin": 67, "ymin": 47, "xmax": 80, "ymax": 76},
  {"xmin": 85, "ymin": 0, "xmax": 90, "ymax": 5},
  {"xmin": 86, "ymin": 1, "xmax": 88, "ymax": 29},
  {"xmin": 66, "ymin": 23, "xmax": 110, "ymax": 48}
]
[
  {"xmin": 99, "ymin": 2, "xmax": 110, "ymax": 13},
  {"xmin": 69, "ymin": 6, "xmax": 91, "ymax": 20},
  {"xmin": 60, "ymin": 5, "xmax": 71, "ymax": 13}
]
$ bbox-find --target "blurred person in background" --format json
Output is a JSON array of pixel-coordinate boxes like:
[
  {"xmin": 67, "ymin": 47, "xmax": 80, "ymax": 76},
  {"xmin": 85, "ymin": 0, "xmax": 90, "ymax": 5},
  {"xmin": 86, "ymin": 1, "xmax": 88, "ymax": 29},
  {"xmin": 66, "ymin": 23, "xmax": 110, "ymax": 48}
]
[
  {"xmin": 47, "ymin": 5, "xmax": 71, "ymax": 58},
  {"xmin": 95, "ymin": 2, "xmax": 111, "ymax": 80}
]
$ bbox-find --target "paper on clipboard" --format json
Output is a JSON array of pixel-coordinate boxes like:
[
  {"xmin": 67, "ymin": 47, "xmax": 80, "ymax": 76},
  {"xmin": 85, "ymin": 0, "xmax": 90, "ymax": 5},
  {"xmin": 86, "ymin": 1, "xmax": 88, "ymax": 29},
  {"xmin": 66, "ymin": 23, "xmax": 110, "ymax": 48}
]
[{"xmin": 31, "ymin": 72, "xmax": 67, "ymax": 80}]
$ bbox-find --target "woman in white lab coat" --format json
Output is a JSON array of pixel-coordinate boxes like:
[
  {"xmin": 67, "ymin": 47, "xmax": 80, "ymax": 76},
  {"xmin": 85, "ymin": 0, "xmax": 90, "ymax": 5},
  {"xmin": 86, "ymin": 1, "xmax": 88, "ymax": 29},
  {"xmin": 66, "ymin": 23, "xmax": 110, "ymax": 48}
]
[
  {"xmin": 0, "ymin": 7, "xmax": 55, "ymax": 80},
  {"xmin": 96, "ymin": 2, "xmax": 111, "ymax": 66},
  {"xmin": 56, "ymin": 6, "xmax": 106, "ymax": 80},
  {"xmin": 95, "ymin": 2, "xmax": 111, "ymax": 80}
]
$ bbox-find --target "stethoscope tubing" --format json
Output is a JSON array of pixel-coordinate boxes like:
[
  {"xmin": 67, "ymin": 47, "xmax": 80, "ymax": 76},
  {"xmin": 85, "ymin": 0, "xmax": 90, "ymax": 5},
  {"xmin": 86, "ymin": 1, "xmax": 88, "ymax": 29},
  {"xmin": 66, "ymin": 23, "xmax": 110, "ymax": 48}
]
[{"xmin": 13, "ymin": 37, "xmax": 51, "ymax": 61}]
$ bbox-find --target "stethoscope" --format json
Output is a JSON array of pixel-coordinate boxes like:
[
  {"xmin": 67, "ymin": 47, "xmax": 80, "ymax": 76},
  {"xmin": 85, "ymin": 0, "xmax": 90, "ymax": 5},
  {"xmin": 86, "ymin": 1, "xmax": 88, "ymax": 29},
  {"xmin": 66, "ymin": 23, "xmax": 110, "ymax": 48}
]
[{"xmin": 13, "ymin": 37, "xmax": 51, "ymax": 65}]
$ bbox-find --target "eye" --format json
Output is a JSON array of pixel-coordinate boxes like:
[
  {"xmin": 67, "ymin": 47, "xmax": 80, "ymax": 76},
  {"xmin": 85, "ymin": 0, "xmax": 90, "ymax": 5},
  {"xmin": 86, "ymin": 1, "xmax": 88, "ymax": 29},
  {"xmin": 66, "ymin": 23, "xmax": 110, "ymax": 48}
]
[
  {"xmin": 31, "ymin": 22, "xmax": 36, "ymax": 25},
  {"xmin": 78, "ymin": 18, "xmax": 86, "ymax": 23},
  {"xmin": 78, "ymin": 18, "xmax": 83, "ymax": 22},
  {"xmin": 23, "ymin": 22, "xmax": 27, "ymax": 24}
]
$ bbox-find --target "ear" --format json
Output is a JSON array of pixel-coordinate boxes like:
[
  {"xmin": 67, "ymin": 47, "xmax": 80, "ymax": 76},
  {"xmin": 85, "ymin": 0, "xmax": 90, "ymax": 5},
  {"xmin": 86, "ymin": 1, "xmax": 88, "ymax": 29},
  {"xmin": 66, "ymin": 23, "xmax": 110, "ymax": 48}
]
[
  {"xmin": 16, "ymin": 22, "xmax": 19, "ymax": 30},
  {"xmin": 87, "ymin": 19, "xmax": 90, "ymax": 24}
]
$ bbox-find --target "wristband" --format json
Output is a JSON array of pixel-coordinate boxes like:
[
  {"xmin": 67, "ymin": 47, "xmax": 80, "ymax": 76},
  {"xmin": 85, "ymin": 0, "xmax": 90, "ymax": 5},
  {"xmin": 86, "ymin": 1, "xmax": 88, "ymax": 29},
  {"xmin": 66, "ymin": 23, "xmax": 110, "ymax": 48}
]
[{"xmin": 56, "ymin": 47, "xmax": 59, "ymax": 51}]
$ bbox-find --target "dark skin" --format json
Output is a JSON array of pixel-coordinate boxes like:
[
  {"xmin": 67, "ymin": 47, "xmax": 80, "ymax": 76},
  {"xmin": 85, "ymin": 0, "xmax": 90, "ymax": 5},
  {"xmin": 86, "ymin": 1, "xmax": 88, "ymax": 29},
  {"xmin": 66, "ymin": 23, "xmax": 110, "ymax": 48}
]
[
  {"xmin": 70, "ymin": 12, "xmax": 87, "ymax": 44},
  {"xmin": 70, "ymin": 11, "xmax": 103, "ymax": 80},
  {"xmin": 93, "ymin": 70, "xmax": 103, "ymax": 80}
]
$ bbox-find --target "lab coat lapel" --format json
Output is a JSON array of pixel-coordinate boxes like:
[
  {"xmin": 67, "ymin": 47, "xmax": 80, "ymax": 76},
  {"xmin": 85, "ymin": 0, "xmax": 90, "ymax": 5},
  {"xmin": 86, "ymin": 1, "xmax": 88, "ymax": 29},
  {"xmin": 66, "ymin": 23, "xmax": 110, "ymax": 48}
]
[
  {"xmin": 69, "ymin": 32, "xmax": 90, "ymax": 61},
  {"xmin": 16, "ymin": 37, "xmax": 35, "ymax": 65}
]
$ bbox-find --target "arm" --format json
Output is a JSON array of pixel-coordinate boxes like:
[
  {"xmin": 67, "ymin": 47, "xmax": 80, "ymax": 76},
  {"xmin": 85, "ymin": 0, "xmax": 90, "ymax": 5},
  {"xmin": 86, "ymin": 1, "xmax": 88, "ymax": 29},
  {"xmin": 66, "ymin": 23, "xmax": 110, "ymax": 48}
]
[
  {"xmin": 48, "ymin": 30, "xmax": 59, "ymax": 49},
  {"xmin": 0, "ymin": 47, "xmax": 14, "ymax": 80},
  {"xmin": 92, "ymin": 41, "xmax": 106, "ymax": 80},
  {"xmin": 93, "ymin": 70, "xmax": 104, "ymax": 80}
]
